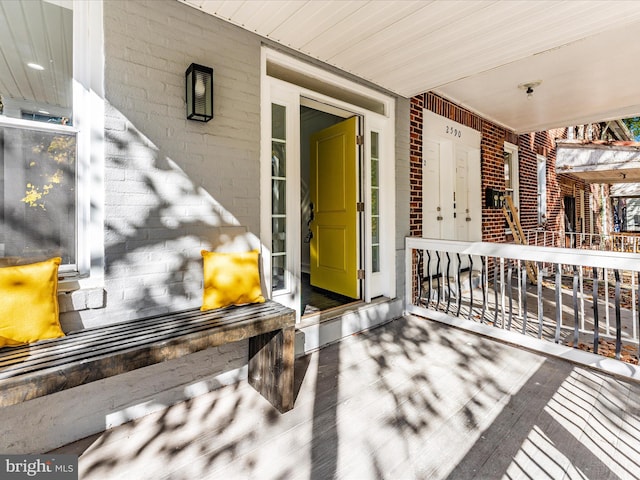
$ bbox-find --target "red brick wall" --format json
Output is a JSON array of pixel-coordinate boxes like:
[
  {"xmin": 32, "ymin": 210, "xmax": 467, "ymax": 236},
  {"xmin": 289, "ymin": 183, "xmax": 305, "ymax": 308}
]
[
  {"xmin": 410, "ymin": 92, "xmax": 593, "ymax": 246},
  {"xmin": 410, "ymin": 92, "xmax": 518, "ymax": 243},
  {"xmin": 518, "ymin": 129, "xmax": 591, "ymax": 242}
]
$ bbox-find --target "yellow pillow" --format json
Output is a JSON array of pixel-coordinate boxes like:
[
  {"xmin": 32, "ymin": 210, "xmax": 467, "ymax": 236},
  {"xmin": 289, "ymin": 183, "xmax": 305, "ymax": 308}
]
[
  {"xmin": 201, "ymin": 250, "xmax": 266, "ymax": 311},
  {"xmin": 0, "ymin": 257, "xmax": 65, "ymax": 347}
]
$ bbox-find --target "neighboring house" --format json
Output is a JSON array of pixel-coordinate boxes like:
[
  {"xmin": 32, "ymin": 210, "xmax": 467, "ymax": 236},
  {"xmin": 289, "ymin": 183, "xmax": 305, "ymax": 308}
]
[{"xmin": 410, "ymin": 92, "xmax": 633, "ymax": 248}]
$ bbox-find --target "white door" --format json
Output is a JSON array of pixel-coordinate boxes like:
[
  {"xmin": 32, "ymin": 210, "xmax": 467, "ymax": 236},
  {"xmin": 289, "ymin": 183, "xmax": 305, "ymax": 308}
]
[{"xmin": 423, "ymin": 110, "xmax": 481, "ymax": 242}]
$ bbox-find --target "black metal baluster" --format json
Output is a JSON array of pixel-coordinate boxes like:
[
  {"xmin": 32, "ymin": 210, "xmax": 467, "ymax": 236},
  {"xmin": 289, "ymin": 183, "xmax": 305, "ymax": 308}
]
[
  {"xmin": 417, "ymin": 249, "xmax": 424, "ymax": 306},
  {"xmin": 507, "ymin": 259, "xmax": 513, "ymax": 330},
  {"xmin": 573, "ymin": 265, "xmax": 579, "ymax": 348},
  {"xmin": 445, "ymin": 252, "xmax": 452, "ymax": 314},
  {"xmin": 537, "ymin": 261, "xmax": 543, "ymax": 339},
  {"xmin": 494, "ymin": 260, "xmax": 500, "ymax": 327},
  {"xmin": 468, "ymin": 255, "xmax": 474, "ymax": 321},
  {"xmin": 615, "ymin": 269, "xmax": 622, "ymax": 360},
  {"xmin": 481, "ymin": 256, "xmax": 487, "ymax": 324},
  {"xmin": 436, "ymin": 252, "xmax": 441, "ymax": 310},
  {"xmin": 426, "ymin": 250, "xmax": 432, "ymax": 307},
  {"xmin": 593, "ymin": 267, "xmax": 600, "ymax": 355},
  {"xmin": 521, "ymin": 260, "xmax": 528, "ymax": 335},
  {"xmin": 555, "ymin": 264, "xmax": 562, "ymax": 344},
  {"xmin": 456, "ymin": 253, "xmax": 462, "ymax": 317}
]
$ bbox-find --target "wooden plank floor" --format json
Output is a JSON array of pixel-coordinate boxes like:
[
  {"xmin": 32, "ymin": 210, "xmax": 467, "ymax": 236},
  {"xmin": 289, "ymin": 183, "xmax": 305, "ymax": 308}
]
[{"xmin": 52, "ymin": 315, "xmax": 640, "ymax": 480}]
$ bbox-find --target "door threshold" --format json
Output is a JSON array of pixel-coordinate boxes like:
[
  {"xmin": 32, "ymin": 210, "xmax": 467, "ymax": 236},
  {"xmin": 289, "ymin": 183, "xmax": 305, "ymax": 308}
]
[{"xmin": 300, "ymin": 300, "xmax": 364, "ymax": 325}]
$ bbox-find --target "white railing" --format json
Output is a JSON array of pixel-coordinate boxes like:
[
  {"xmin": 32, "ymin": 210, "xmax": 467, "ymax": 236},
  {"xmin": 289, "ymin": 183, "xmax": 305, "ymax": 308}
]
[
  {"xmin": 405, "ymin": 237, "xmax": 640, "ymax": 363},
  {"xmin": 523, "ymin": 230, "xmax": 640, "ymax": 253}
]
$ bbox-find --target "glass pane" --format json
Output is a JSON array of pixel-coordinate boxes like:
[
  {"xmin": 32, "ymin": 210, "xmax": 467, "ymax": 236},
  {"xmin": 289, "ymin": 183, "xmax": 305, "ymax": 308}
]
[
  {"xmin": 371, "ymin": 132, "xmax": 380, "ymax": 273},
  {"xmin": 372, "ymin": 217, "xmax": 379, "ymax": 244},
  {"xmin": 272, "ymin": 217, "xmax": 286, "ymax": 253},
  {"xmin": 372, "ymin": 245, "xmax": 379, "ymax": 272},
  {"xmin": 0, "ymin": 1, "xmax": 74, "ymax": 124},
  {"xmin": 271, "ymin": 104, "xmax": 286, "ymax": 140},
  {"xmin": 272, "ymin": 141, "xmax": 286, "ymax": 177},
  {"xmin": 371, "ymin": 188, "xmax": 379, "ymax": 216},
  {"xmin": 0, "ymin": 126, "xmax": 77, "ymax": 265},
  {"xmin": 272, "ymin": 255, "xmax": 286, "ymax": 292},
  {"xmin": 371, "ymin": 131, "xmax": 379, "ymax": 158},
  {"xmin": 371, "ymin": 159, "xmax": 379, "ymax": 187},
  {"xmin": 272, "ymin": 179, "xmax": 286, "ymax": 215},
  {"xmin": 503, "ymin": 151, "xmax": 512, "ymax": 190}
]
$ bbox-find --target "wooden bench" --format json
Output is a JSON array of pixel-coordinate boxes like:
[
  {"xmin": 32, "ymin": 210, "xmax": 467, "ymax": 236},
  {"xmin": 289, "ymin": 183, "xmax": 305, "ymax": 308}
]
[{"xmin": 0, "ymin": 300, "xmax": 296, "ymax": 413}]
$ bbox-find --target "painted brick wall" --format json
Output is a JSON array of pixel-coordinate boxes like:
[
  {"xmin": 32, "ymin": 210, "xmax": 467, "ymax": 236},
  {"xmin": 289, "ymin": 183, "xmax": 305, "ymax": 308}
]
[{"xmin": 69, "ymin": 0, "xmax": 263, "ymax": 328}]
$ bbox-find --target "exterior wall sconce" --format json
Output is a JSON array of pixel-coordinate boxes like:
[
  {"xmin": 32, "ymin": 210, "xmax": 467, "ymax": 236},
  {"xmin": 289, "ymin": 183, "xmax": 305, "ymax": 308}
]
[{"xmin": 186, "ymin": 63, "xmax": 213, "ymax": 122}]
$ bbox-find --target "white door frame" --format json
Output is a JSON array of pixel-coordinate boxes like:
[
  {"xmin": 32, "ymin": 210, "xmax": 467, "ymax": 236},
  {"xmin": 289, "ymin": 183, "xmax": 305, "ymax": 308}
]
[{"xmin": 260, "ymin": 48, "xmax": 396, "ymax": 321}]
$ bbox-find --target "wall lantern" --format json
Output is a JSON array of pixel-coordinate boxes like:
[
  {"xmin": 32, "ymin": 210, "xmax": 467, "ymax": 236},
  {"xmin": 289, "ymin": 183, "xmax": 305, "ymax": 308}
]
[{"xmin": 186, "ymin": 63, "xmax": 213, "ymax": 122}]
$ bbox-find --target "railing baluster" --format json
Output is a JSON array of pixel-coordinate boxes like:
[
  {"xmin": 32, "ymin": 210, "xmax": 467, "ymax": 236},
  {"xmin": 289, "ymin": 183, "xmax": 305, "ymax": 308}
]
[
  {"xmin": 521, "ymin": 260, "xmax": 528, "ymax": 335},
  {"xmin": 481, "ymin": 256, "xmax": 487, "ymax": 324},
  {"xmin": 579, "ymin": 267, "xmax": 585, "ymax": 332},
  {"xmin": 468, "ymin": 255, "xmax": 474, "ymax": 321},
  {"xmin": 605, "ymin": 267, "xmax": 611, "ymax": 336},
  {"xmin": 614, "ymin": 269, "xmax": 622, "ymax": 360},
  {"xmin": 593, "ymin": 267, "xmax": 599, "ymax": 355},
  {"xmin": 573, "ymin": 265, "xmax": 579, "ymax": 348},
  {"xmin": 494, "ymin": 260, "xmax": 500, "ymax": 327},
  {"xmin": 537, "ymin": 261, "xmax": 543, "ymax": 339},
  {"xmin": 436, "ymin": 251, "xmax": 441, "ymax": 310},
  {"xmin": 416, "ymin": 249, "xmax": 424, "ymax": 306},
  {"xmin": 456, "ymin": 253, "xmax": 462, "ymax": 317},
  {"xmin": 507, "ymin": 259, "xmax": 513, "ymax": 330},
  {"xmin": 500, "ymin": 258, "xmax": 506, "ymax": 328},
  {"xmin": 426, "ymin": 250, "xmax": 432, "ymax": 307},
  {"xmin": 633, "ymin": 270, "xmax": 637, "ymax": 341},
  {"xmin": 555, "ymin": 263, "xmax": 562, "ymax": 344},
  {"xmin": 445, "ymin": 252, "xmax": 451, "ymax": 314}
]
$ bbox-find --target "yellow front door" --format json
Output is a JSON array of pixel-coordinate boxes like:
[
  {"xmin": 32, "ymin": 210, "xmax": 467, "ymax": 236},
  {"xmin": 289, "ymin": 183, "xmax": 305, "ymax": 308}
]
[{"xmin": 309, "ymin": 116, "xmax": 359, "ymax": 299}]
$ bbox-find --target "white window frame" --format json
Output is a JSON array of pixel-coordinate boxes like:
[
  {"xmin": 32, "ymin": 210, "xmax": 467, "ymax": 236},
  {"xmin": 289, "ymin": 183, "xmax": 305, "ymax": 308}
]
[
  {"xmin": 0, "ymin": 0, "xmax": 104, "ymax": 282},
  {"xmin": 504, "ymin": 141, "xmax": 519, "ymax": 232},
  {"xmin": 69, "ymin": 0, "xmax": 105, "ymax": 283},
  {"xmin": 537, "ymin": 154, "xmax": 547, "ymax": 227}
]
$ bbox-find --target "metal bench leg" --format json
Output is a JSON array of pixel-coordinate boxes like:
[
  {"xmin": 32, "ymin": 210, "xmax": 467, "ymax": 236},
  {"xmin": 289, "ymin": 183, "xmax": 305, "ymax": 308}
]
[{"xmin": 248, "ymin": 326, "xmax": 295, "ymax": 413}]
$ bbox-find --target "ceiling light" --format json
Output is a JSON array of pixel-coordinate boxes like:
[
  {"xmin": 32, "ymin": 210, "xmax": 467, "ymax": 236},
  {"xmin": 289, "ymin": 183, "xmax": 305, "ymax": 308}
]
[
  {"xmin": 27, "ymin": 63, "xmax": 45, "ymax": 71},
  {"xmin": 38, "ymin": 110, "xmax": 50, "ymax": 115},
  {"xmin": 518, "ymin": 81, "xmax": 542, "ymax": 99}
]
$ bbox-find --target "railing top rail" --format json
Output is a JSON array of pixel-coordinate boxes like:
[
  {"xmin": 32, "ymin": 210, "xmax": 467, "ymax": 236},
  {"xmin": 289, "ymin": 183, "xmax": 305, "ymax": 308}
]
[{"xmin": 406, "ymin": 236, "xmax": 640, "ymax": 271}]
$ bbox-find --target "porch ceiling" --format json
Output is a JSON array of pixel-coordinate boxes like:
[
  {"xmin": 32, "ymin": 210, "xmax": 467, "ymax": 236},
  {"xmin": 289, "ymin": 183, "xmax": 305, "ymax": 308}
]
[
  {"xmin": 180, "ymin": 0, "xmax": 640, "ymax": 134},
  {"xmin": 556, "ymin": 140, "xmax": 640, "ymax": 184}
]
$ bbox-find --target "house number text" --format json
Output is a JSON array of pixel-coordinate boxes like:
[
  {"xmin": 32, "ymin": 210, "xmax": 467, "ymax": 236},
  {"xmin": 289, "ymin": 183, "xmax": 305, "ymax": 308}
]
[{"xmin": 445, "ymin": 125, "xmax": 462, "ymax": 138}]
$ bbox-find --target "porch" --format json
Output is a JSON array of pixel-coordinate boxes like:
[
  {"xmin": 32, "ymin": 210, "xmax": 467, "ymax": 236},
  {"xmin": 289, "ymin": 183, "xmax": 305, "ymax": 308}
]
[{"xmin": 53, "ymin": 313, "xmax": 640, "ymax": 479}]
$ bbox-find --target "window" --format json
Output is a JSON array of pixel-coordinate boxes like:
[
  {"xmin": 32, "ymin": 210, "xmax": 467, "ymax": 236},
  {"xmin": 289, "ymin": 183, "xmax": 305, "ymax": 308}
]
[
  {"xmin": 0, "ymin": 0, "xmax": 77, "ymax": 273},
  {"xmin": 503, "ymin": 142, "xmax": 519, "ymax": 229},
  {"xmin": 371, "ymin": 131, "xmax": 380, "ymax": 273},
  {"xmin": 271, "ymin": 103, "xmax": 287, "ymax": 291},
  {"xmin": 0, "ymin": 0, "xmax": 102, "ymax": 278},
  {"xmin": 537, "ymin": 155, "xmax": 547, "ymax": 226}
]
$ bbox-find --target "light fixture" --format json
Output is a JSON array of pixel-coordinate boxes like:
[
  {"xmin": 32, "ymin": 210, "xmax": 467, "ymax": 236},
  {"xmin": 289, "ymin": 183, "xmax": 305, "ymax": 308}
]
[
  {"xmin": 185, "ymin": 63, "xmax": 213, "ymax": 122},
  {"xmin": 27, "ymin": 62, "xmax": 45, "ymax": 71},
  {"xmin": 518, "ymin": 80, "xmax": 542, "ymax": 99}
]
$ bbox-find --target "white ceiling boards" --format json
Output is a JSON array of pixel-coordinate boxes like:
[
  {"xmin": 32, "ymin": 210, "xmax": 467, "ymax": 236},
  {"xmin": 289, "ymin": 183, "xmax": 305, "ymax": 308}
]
[{"xmin": 180, "ymin": 0, "xmax": 640, "ymax": 133}]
